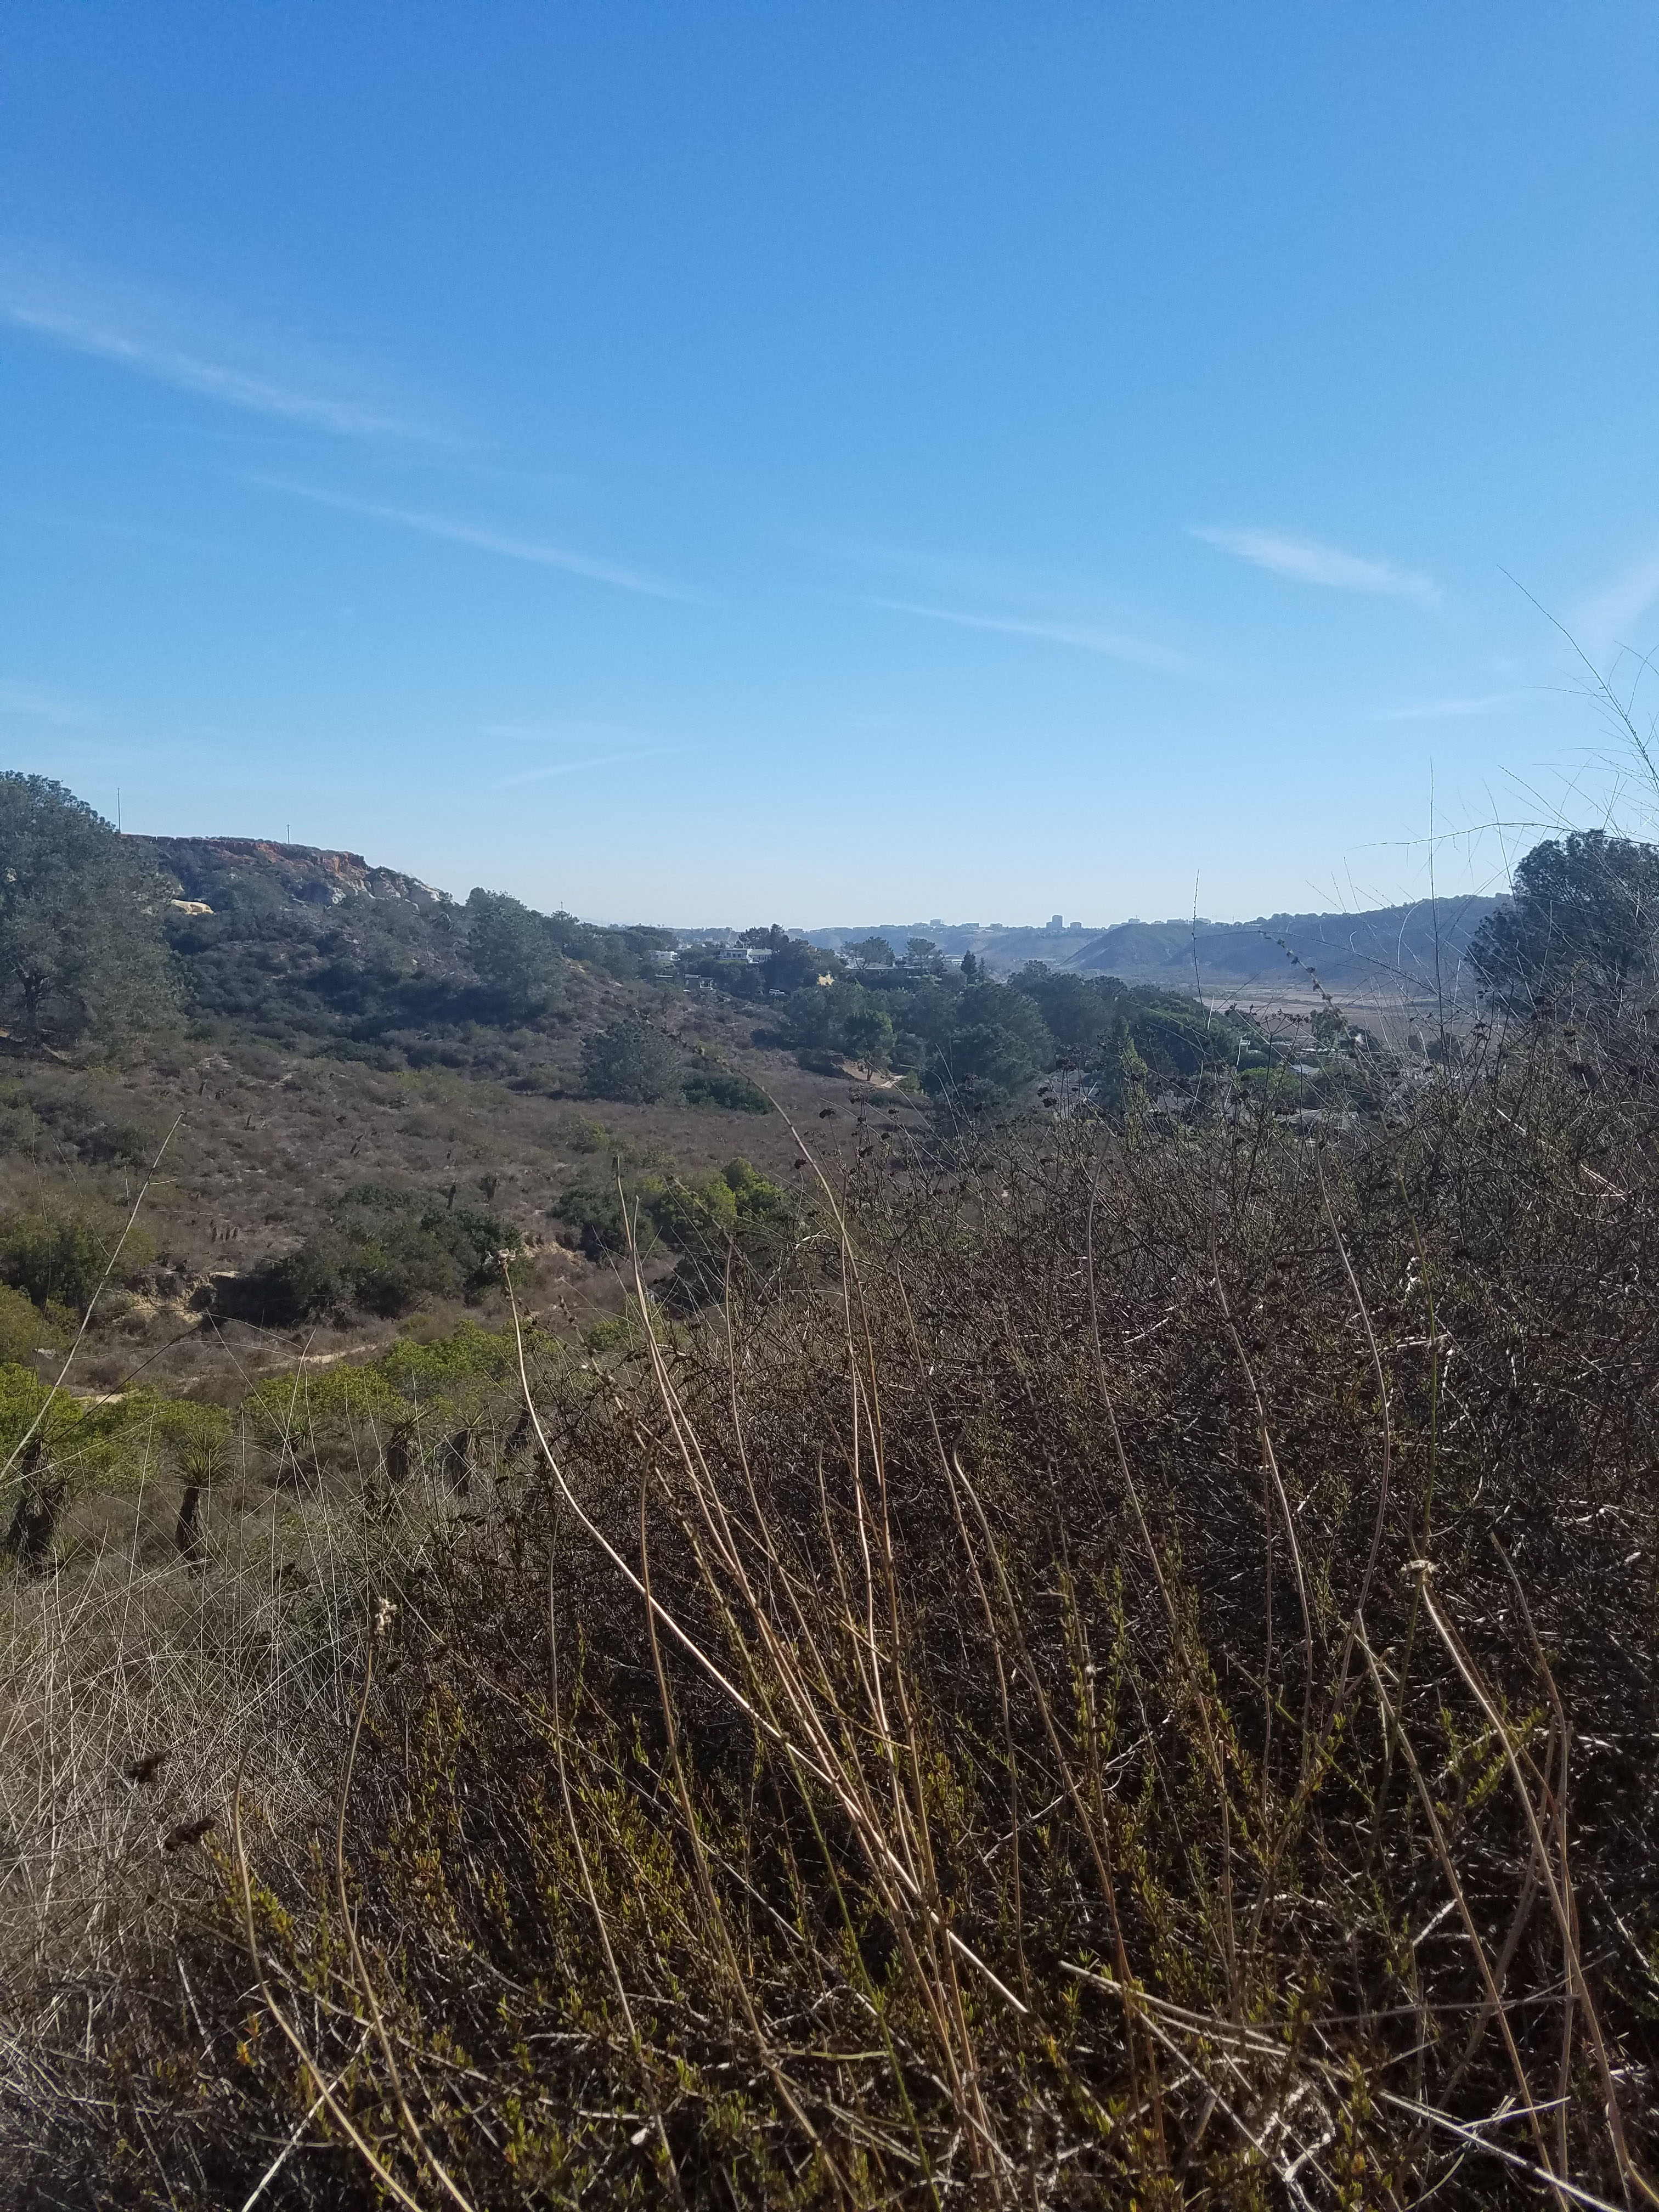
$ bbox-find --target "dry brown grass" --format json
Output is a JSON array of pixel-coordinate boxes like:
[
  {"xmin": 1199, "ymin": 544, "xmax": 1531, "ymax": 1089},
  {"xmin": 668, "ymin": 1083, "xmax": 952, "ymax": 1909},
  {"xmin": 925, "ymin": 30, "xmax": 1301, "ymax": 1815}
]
[{"xmin": 3, "ymin": 1020, "xmax": 1658, "ymax": 2207}]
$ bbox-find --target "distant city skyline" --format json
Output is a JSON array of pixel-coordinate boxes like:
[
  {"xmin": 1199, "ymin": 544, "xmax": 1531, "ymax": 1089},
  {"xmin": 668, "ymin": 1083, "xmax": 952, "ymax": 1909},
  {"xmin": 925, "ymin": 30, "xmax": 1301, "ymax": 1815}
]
[{"xmin": 4, "ymin": 5, "xmax": 1657, "ymax": 922}]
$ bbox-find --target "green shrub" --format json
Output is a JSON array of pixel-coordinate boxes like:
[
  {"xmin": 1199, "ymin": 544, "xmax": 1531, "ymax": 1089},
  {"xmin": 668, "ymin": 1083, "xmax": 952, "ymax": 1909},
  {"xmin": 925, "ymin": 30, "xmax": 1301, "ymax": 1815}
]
[
  {"xmin": 794, "ymin": 1045, "xmax": 843, "ymax": 1076},
  {"xmin": 1232, "ymin": 1062, "xmax": 1317, "ymax": 1109},
  {"xmin": 247, "ymin": 1189, "xmax": 522, "ymax": 1322},
  {"xmin": 154, "ymin": 1398, "xmax": 234, "ymax": 1483},
  {"xmin": 561, "ymin": 1113, "xmax": 611, "ymax": 1153},
  {"xmin": 0, "ymin": 1364, "xmax": 83, "ymax": 1465},
  {"xmin": 584, "ymin": 1313, "xmax": 642, "ymax": 1357},
  {"xmin": 552, "ymin": 1183, "xmax": 635, "ymax": 1261},
  {"xmin": 255, "ymin": 1235, "xmax": 349, "ymax": 1325},
  {"xmin": 580, "ymin": 1016, "xmax": 683, "ymax": 1103},
  {"xmin": 0, "ymin": 1283, "xmax": 58, "ymax": 1369},
  {"xmin": 681, "ymin": 1067, "xmax": 771, "ymax": 1113},
  {"xmin": 338, "ymin": 1218, "xmax": 466, "ymax": 1318},
  {"xmin": 241, "ymin": 1317, "xmax": 522, "ymax": 1450},
  {"xmin": 0, "ymin": 1205, "xmax": 156, "ymax": 1313},
  {"xmin": 644, "ymin": 1157, "xmax": 795, "ymax": 1300}
]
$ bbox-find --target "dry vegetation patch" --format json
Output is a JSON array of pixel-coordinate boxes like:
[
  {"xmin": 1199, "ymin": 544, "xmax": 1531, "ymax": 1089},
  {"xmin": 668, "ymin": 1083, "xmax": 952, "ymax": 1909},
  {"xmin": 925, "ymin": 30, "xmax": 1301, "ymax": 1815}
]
[{"xmin": 0, "ymin": 1023, "xmax": 1656, "ymax": 2206}]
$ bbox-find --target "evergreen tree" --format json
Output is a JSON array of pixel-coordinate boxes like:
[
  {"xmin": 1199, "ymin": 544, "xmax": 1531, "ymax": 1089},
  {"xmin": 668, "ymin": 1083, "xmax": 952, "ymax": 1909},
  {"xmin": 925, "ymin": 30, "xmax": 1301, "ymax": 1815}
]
[
  {"xmin": 1471, "ymin": 830, "xmax": 1659, "ymax": 1028},
  {"xmin": 581, "ymin": 1015, "xmax": 683, "ymax": 1104},
  {"xmin": 464, "ymin": 888, "xmax": 563, "ymax": 1013},
  {"xmin": 0, "ymin": 775, "xmax": 175, "ymax": 1048}
]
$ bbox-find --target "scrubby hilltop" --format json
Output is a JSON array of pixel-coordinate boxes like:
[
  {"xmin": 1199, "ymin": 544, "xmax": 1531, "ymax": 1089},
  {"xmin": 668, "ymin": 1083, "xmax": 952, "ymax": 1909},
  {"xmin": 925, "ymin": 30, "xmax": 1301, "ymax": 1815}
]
[
  {"xmin": 128, "ymin": 832, "xmax": 448, "ymax": 912},
  {"xmin": 0, "ymin": 787, "xmax": 878, "ymax": 1392}
]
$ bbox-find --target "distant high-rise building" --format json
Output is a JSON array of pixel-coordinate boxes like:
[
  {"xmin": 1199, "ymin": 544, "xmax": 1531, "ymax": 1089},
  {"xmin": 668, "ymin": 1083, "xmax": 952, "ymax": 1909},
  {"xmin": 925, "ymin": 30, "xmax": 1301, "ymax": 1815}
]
[{"xmin": 1048, "ymin": 913, "xmax": 1064, "ymax": 932}]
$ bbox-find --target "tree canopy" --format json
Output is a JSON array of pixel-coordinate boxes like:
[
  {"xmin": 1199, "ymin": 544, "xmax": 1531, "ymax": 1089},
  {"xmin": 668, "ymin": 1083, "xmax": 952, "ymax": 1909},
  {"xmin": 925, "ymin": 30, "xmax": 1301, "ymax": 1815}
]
[
  {"xmin": 464, "ymin": 888, "xmax": 563, "ymax": 1014},
  {"xmin": 846, "ymin": 935, "xmax": 895, "ymax": 968},
  {"xmin": 581, "ymin": 1015, "xmax": 684, "ymax": 1104},
  {"xmin": 1009, "ymin": 963, "xmax": 1115, "ymax": 1047},
  {"xmin": 1470, "ymin": 831, "xmax": 1659, "ymax": 1028},
  {"xmin": 0, "ymin": 775, "xmax": 176, "ymax": 1048},
  {"xmin": 842, "ymin": 1004, "xmax": 894, "ymax": 1071},
  {"xmin": 749, "ymin": 947, "xmax": 1256, "ymax": 1113}
]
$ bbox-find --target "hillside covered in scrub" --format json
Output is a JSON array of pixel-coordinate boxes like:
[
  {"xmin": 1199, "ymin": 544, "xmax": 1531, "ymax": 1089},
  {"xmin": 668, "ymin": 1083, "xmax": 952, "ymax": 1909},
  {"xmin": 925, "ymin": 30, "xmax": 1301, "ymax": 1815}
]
[
  {"xmin": 3, "ymin": 776, "xmax": 1659, "ymax": 2206},
  {"xmin": 0, "ymin": 780, "xmax": 1334, "ymax": 1391},
  {"xmin": 809, "ymin": 894, "xmax": 1504, "ymax": 1003},
  {"xmin": 0, "ymin": 775, "xmax": 1634, "ymax": 1404},
  {"xmin": 6, "ymin": 937, "xmax": 1659, "ymax": 2208}
]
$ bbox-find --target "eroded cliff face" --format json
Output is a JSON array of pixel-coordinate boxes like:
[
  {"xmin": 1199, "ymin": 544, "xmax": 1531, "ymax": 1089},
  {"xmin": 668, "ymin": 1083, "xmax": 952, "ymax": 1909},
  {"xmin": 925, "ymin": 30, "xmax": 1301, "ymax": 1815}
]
[{"xmin": 124, "ymin": 834, "xmax": 449, "ymax": 912}]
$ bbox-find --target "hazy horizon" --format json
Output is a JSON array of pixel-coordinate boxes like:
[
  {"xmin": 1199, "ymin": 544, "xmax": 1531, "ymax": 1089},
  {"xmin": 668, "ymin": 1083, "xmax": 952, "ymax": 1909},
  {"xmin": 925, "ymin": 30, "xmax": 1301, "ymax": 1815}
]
[{"xmin": 120, "ymin": 819, "xmax": 1507, "ymax": 938}]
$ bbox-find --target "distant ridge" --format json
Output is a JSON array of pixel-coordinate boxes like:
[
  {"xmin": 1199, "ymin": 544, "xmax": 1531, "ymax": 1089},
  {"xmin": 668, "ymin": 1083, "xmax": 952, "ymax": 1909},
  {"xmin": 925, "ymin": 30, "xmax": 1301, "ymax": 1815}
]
[
  {"xmin": 121, "ymin": 832, "xmax": 1500, "ymax": 1008},
  {"xmin": 805, "ymin": 899, "xmax": 1504, "ymax": 1003}
]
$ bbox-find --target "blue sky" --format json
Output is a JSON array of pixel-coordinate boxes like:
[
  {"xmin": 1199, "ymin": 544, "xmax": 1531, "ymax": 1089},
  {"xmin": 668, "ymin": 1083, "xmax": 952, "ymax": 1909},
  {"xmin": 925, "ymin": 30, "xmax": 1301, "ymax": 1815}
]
[{"xmin": 3, "ymin": 4, "xmax": 1657, "ymax": 926}]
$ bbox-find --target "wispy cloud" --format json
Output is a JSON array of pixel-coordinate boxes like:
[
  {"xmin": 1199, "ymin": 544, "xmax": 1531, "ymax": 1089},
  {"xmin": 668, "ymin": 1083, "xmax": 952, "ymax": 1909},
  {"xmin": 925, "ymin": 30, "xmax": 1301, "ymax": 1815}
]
[
  {"xmin": 871, "ymin": 597, "xmax": 1188, "ymax": 672},
  {"xmin": 494, "ymin": 748, "xmax": 682, "ymax": 788},
  {"xmin": 819, "ymin": 538, "xmax": 1198, "ymax": 675},
  {"xmin": 1568, "ymin": 549, "xmax": 1659, "ymax": 654},
  {"xmin": 0, "ymin": 242, "xmax": 428, "ymax": 440},
  {"xmin": 1191, "ymin": 525, "xmax": 1440, "ymax": 607},
  {"xmin": 1372, "ymin": 692, "xmax": 1520, "ymax": 722},
  {"xmin": 252, "ymin": 479, "xmax": 693, "ymax": 601}
]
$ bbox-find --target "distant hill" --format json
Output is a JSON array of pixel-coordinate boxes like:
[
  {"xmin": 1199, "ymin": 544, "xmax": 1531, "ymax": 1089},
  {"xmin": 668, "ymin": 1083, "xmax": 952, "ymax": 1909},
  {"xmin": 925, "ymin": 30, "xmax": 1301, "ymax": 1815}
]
[
  {"xmin": 127, "ymin": 833, "xmax": 448, "ymax": 913},
  {"xmin": 806, "ymin": 899, "xmax": 1504, "ymax": 1005},
  {"xmin": 128, "ymin": 836, "xmax": 1500, "ymax": 1011},
  {"xmin": 118, "ymin": 832, "xmax": 661, "ymax": 1075}
]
